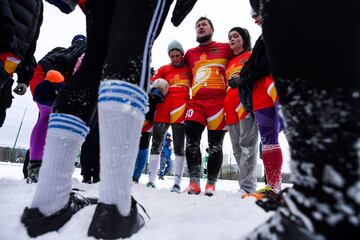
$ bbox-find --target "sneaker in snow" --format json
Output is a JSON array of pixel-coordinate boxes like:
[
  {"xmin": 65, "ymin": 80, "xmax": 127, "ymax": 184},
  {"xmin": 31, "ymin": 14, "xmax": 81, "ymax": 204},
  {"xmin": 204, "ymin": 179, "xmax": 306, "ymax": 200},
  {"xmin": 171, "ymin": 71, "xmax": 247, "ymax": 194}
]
[
  {"xmin": 187, "ymin": 181, "xmax": 201, "ymax": 195},
  {"xmin": 146, "ymin": 182, "xmax": 156, "ymax": 188},
  {"xmin": 242, "ymin": 186, "xmax": 275, "ymax": 200},
  {"xmin": 238, "ymin": 188, "xmax": 249, "ymax": 198},
  {"xmin": 170, "ymin": 184, "xmax": 181, "ymax": 193},
  {"xmin": 88, "ymin": 197, "xmax": 146, "ymax": 239},
  {"xmin": 132, "ymin": 176, "xmax": 139, "ymax": 184},
  {"xmin": 205, "ymin": 183, "xmax": 215, "ymax": 196},
  {"xmin": 21, "ymin": 192, "xmax": 97, "ymax": 238},
  {"xmin": 82, "ymin": 176, "xmax": 92, "ymax": 184}
]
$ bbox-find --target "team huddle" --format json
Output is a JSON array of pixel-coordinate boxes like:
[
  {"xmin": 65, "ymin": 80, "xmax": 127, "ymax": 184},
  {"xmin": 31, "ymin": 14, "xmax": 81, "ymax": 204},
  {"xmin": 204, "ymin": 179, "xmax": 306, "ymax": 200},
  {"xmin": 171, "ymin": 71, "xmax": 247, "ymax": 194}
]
[{"xmin": 0, "ymin": 0, "xmax": 358, "ymax": 239}]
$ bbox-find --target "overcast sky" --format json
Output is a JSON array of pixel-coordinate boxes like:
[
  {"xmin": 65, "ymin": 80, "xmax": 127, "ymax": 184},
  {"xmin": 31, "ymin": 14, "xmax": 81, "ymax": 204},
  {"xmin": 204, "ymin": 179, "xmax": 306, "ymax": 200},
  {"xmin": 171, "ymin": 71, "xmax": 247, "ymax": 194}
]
[{"xmin": 0, "ymin": 0, "xmax": 277, "ymax": 159}]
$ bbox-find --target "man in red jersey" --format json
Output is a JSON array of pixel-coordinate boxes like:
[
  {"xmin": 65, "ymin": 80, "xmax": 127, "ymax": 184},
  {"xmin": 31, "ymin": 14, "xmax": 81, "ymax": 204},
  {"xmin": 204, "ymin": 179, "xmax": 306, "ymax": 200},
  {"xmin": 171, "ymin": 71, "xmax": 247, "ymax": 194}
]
[
  {"xmin": 184, "ymin": 16, "xmax": 233, "ymax": 196},
  {"xmin": 146, "ymin": 40, "xmax": 191, "ymax": 193}
]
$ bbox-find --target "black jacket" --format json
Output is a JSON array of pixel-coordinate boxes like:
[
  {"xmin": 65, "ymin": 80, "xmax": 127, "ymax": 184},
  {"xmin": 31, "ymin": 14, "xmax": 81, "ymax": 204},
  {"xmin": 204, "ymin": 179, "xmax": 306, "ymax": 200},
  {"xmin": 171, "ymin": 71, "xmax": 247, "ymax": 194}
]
[
  {"xmin": 238, "ymin": 35, "xmax": 271, "ymax": 112},
  {"xmin": 0, "ymin": 0, "xmax": 43, "ymax": 85},
  {"xmin": 38, "ymin": 47, "xmax": 67, "ymax": 75},
  {"xmin": 38, "ymin": 40, "xmax": 86, "ymax": 81}
]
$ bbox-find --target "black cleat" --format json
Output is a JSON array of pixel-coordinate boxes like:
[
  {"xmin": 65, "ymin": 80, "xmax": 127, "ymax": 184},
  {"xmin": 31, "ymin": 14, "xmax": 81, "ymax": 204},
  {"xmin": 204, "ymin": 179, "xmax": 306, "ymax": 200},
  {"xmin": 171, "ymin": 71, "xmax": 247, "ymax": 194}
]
[
  {"xmin": 88, "ymin": 197, "xmax": 146, "ymax": 239},
  {"xmin": 246, "ymin": 210, "xmax": 318, "ymax": 240},
  {"xmin": 247, "ymin": 189, "xmax": 320, "ymax": 240},
  {"xmin": 21, "ymin": 192, "xmax": 97, "ymax": 238}
]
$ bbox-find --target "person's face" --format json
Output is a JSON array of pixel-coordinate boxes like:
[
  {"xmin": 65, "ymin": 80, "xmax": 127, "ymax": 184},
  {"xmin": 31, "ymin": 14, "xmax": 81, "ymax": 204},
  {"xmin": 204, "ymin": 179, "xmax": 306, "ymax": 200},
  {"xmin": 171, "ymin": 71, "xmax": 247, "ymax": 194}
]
[
  {"xmin": 252, "ymin": 13, "xmax": 262, "ymax": 26},
  {"xmin": 169, "ymin": 49, "xmax": 183, "ymax": 66},
  {"xmin": 196, "ymin": 19, "xmax": 213, "ymax": 43},
  {"xmin": 228, "ymin": 31, "xmax": 244, "ymax": 53}
]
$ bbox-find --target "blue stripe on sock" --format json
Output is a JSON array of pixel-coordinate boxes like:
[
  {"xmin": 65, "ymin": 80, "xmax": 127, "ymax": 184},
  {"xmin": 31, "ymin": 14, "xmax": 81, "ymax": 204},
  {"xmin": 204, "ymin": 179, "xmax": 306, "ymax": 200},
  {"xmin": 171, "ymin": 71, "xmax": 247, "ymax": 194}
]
[
  {"xmin": 49, "ymin": 113, "xmax": 89, "ymax": 137},
  {"xmin": 50, "ymin": 113, "xmax": 87, "ymax": 126},
  {"xmin": 49, "ymin": 118, "xmax": 89, "ymax": 134},
  {"xmin": 98, "ymin": 96, "xmax": 147, "ymax": 114},
  {"xmin": 99, "ymin": 81, "xmax": 148, "ymax": 101},
  {"xmin": 48, "ymin": 124, "xmax": 88, "ymax": 138},
  {"xmin": 98, "ymin": 88, "xmax": 147, "ymax": 106}
]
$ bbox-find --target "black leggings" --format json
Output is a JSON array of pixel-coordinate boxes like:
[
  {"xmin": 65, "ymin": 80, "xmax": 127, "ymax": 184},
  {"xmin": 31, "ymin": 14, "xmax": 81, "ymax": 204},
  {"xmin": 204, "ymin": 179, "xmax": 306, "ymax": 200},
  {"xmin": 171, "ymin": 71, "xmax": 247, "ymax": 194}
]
[
  {"xmin": 139, "ymin": 132, "xmax": 152, "ymax": 150},
  {"xmin": 150, "ymin": 122, "xmax": 185, "ymax": 156},
  {"xmin": 53, "ymin": 0, "xmax": 173, "ymax": 124},
  {"xmin": 262, "ymin": 0, "xmax": 360, "ymax": 237},
  {"xmin": 185, "ymin": 121, "xmax": 226, "ymax": 183}
]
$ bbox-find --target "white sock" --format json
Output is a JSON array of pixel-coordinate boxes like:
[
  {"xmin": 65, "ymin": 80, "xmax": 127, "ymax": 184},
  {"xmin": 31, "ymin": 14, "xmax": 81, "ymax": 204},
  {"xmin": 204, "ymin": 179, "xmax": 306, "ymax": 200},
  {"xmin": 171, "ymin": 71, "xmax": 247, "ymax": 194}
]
[
  {"xmin": 174, "ymin": 155, "xmax": 185, "ymax": 186},
  {"xmin": 98, "ymin": 80, "xmax": 147, "ymax": 216},
  {"xmin": 148, "ymin": 154, "xmax": 160, "ymax": 184},
  {"xmin": 31, "ymin": 113, "xmax": 89, "ymax": 216}
]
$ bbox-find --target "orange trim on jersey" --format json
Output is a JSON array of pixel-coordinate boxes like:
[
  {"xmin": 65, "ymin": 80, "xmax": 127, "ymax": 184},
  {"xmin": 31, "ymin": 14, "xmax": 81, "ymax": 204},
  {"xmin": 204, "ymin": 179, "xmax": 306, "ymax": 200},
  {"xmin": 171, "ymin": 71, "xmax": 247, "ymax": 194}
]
[
  {"xmin": 207, "ymin": 108, "xmax": 224, "ymax": 130},
  {"xmin": 170, "ymin": 103, "xmax": 186, "ymax": 124}
]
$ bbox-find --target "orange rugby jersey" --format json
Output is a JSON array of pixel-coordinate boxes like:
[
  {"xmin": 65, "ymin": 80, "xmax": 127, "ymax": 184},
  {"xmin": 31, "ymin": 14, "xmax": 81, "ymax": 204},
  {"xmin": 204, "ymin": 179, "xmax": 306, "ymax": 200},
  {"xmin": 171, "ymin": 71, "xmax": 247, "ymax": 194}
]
[
  {"xmin": 225, "ymin": 51, "xmax": 251, "ymax": 85},
  {"xmin": 225, "ymin": 51, "xmax": 251, "ymax": 121},
  {"xmin": 252, "ymin": 74, "xmax": 278, "ymax": 112},
  {"xmin": 151, "ymin": 63, "xmax": 191, "ymax": 97},
  {"xmin": 185, "ymin": 42, "xmax": 233, "ymax": 98}
]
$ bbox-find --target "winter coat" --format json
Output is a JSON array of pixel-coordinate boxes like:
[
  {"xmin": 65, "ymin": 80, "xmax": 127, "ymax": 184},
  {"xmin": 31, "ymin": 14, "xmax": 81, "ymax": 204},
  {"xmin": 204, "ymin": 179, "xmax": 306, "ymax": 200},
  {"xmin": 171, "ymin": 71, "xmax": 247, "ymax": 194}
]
[
  {"xmin": 238, "ymin": 35, "xmax": 270, "ymax": 112},
  {"xmin": 38, "ymin": 47, "xmax": 67, "ymax": 75},
  {"xmin": 0, "ymin": 0, "xmax": 43, "ymax": 86},
  {"xmin": 58, "ymin": 40, "xmax": 87, "ymax": 80},
  {"xmin": 161, "ymin": 137, "xmax": 172, "ymax": 159},
  {"xmin": 39, "ymin": 40, "xmax": 86, "ymax": 81}
]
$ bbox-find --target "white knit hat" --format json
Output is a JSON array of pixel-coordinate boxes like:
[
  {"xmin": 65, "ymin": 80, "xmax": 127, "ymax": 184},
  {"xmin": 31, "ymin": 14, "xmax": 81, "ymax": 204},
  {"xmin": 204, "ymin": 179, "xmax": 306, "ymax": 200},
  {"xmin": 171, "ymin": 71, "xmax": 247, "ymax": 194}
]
[{"xmin": 167, "ymin": 40, "xmax": 184, "ymax": 55}]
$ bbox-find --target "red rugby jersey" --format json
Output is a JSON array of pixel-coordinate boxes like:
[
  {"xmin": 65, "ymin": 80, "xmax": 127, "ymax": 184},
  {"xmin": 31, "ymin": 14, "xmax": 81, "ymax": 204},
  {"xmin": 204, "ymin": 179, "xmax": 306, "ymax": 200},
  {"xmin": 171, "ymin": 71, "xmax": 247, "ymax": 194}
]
[
  {"xmin": 185, "ymin": 42, "xmax": 233, "ymax": 98},
  {"xmin": 151, "ymin": 63, "xmax": 191, "ymax": 97}
]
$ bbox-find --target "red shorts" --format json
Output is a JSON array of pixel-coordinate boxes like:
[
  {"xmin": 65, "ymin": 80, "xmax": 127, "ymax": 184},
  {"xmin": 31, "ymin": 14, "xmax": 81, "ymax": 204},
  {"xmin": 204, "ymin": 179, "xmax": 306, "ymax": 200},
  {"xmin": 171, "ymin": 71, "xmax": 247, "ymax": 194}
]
[
  {"xmin": 154, "ymin": 94, "xmax": 188, "ymax": 124},
  {"xmin": 224, "ymin": 88, "xmax": 248, "ymax": 125},
  {"xmin": 142, "ymin": 119, "xmax": 153, "ymax": 133},
  {"xmin": 185, "ymin": 97, "xmax": 226, "ymax": 130}
]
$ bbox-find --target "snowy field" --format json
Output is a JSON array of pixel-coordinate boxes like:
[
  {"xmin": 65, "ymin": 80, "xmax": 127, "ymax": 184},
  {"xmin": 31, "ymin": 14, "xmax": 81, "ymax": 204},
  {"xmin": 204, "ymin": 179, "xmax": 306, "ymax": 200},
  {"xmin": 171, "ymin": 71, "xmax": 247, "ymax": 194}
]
[{"xmin": 0, "ymin": 162, "xmax": 283, "ymax": 240}]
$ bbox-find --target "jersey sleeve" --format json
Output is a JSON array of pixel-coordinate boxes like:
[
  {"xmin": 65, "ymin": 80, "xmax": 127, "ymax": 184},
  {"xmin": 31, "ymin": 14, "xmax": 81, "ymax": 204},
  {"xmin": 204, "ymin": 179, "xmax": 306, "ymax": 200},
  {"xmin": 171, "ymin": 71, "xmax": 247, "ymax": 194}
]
[{"xmin": 151, "ymin": 65, "xmax": 165, "ymax": 82}]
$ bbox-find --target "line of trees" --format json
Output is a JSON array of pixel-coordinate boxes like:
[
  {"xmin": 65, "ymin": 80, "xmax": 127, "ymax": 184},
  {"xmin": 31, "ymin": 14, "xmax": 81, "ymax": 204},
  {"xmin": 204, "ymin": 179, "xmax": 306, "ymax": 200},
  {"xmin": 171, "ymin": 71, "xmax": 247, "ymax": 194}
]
[{"xmin": 0, "ymin": 146, "xmax": 28, "ymax": 163}]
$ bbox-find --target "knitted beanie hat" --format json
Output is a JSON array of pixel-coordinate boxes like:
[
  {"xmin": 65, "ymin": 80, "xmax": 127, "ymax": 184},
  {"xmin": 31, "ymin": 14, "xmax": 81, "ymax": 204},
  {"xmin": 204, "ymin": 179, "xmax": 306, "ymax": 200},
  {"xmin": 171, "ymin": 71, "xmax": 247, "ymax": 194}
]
[
  {"xmin": 71, "ymin": 34, "xmax": 86, "ymax": 45},
  {"xmin": 46, "ymin": 70, "xmax": 64, "ymax": 83},
  {"xmin": 167, "ymin": 40, "xmax": 184, "ymax": 55}
]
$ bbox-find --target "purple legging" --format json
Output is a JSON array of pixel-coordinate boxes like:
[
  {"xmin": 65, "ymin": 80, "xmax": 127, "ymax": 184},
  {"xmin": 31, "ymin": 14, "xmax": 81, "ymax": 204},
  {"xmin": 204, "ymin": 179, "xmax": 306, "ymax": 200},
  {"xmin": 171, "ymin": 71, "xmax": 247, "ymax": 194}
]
[
  {"xmin": 29, "ymin": 103, "xmax": 52, "ymax": 161},
  {"xmin": 254, "ymin": 106, "xmax": 281, "ymax": 145}
]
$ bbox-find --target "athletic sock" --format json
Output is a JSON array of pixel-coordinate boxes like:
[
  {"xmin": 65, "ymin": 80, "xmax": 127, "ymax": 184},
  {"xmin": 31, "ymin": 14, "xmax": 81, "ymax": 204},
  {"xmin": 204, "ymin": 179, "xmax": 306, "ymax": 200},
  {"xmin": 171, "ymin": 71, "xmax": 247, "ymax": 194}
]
[
  {"xmin": 97, "ymin": 80, "xmax": 147, "ymax": 216},
  {"xmin": 148, "ymin": 154, "xmax": 160, "ymax": 184},
  {"xmin": 31, "ymin": 113, "xmax": 89, "ymax": 216},
  {"xmin": 262, "ymin": 144, "xmax": 283, "ymax": 192},
  {"xmin": 173, "ymin": 155, "xmax": 185, "ymax": 186}
]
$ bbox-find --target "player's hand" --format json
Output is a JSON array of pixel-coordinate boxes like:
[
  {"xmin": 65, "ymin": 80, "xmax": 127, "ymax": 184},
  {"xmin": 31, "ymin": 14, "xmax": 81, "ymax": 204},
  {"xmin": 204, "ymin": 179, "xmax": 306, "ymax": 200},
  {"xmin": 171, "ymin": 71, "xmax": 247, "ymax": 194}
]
[
  {"xmin": 228, "ymin": 76, "xmax": 244, "ymax": 88},
  {"xmin": 149, "ymin": 88, "xmax": 165, "ymax": 103}
]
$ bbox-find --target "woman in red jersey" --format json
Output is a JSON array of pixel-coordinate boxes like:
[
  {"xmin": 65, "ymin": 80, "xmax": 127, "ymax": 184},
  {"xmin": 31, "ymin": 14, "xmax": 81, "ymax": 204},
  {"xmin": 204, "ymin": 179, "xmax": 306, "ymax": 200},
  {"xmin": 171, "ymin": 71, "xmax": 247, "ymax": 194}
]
[{"xmin": 225, "ymin": 27, "xmax": 259, "ymax": 195}]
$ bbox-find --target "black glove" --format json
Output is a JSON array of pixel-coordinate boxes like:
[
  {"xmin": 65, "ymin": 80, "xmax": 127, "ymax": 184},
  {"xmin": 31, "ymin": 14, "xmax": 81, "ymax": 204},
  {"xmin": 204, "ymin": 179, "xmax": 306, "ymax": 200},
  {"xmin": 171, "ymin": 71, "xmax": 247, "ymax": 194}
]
[
  {"xmin": 13, "ymin": 83, "xmax": 27, "ymax": 95},
  {"xmin": 45, "ymin": 0, "xmax": 77, "ymax": 14},
  {"xmin": 171, "ymin": 0, "xmax": 197, "ymax": 27},
  {"xmin": 228, "ymin": 76, "xmax": 244, "ymax": 88},
  {"xmin": 149, "ymin": 88, "xmax": 165, "ymax": 103}
]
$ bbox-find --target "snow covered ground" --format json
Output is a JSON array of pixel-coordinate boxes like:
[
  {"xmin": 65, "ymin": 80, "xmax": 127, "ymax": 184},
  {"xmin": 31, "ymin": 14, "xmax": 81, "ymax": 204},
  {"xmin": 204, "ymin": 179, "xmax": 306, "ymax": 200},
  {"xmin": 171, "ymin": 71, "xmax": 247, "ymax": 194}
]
[{"xmin": 0, "ymin": 162, "xmax": 284, "ymax": 240}]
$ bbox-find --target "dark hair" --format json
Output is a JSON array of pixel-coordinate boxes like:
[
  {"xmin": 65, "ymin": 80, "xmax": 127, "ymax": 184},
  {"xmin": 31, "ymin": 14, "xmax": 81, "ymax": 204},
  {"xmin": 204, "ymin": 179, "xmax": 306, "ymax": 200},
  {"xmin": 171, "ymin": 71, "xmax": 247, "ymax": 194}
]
[
  {"xmin": 249, "ymin": 0, "xmax": 260, "ymax": 15},
  {"xmin": 229, "ymin": 27, "xmax": 252, "ymax": 51},
  {"xmin": 195, "ymin": 16, "xmax": 214, "ymax": 30}
]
